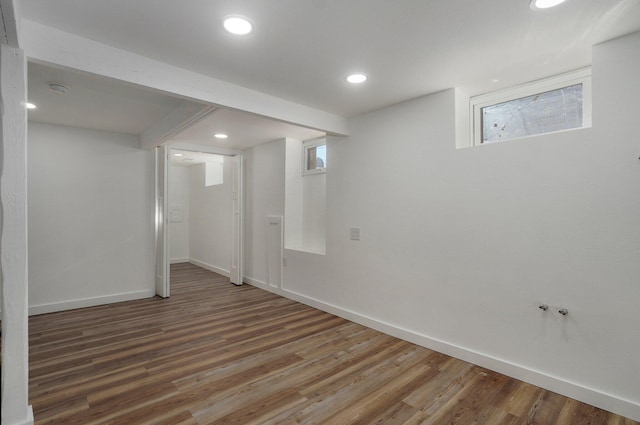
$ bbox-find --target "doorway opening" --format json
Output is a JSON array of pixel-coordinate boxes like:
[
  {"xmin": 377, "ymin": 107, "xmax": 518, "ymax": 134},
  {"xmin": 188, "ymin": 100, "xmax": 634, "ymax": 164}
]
[{"xmin": 155, "ymin": 146, "xmax": 243, "ymax": 298}]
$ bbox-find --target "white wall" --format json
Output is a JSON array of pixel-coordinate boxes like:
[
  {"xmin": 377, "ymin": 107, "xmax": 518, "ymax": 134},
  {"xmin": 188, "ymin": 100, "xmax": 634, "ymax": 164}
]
[
  {"xmin": 1, "ymin": 42, "xmax": 34, "ymax": 425},
  {"xmin": 169, "ymin": 165, "xmax": 189, "ymax": 263},
  {"xmin": 188, "ymin": 159, "xmax": 232, "ymax": 275},
  {"xmin": 302, "ymin": 171, "xmax": 326, "ymax": 253},
  {"xmin": 284, "ymin": 137, "xmax": 326, "ymax": 254},
  {"xmin": 284, "ymin": 138, "xmax": 304, "ymax": 249},
  {"xmin": 244, "ymin": 139, "xmax": 285, "ymax": 285},
  {"xmin": 28, "ymin": 122, "xmax": 155, "ymax": 314},
  {"xmin": 246, "ymin": 32, "xmax": 640, "ymax": 420}
]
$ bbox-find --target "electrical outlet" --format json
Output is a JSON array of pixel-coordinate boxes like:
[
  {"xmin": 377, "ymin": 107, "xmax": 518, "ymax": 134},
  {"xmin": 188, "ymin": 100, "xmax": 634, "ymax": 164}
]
[{"xmin": 350, "ymin": 227, "xmax": 361, "ymax": 241}]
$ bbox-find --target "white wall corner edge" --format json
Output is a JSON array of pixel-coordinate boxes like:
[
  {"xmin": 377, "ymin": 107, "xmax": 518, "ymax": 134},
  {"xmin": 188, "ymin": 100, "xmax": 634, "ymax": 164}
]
[
  {"xmin": 6, "ymin": 405, "xmax": 34, "ymax": 425},
  {"xmin": 249, "ymin": 282, "xmax": 640, "ymax": 422},
  {"xmin": 28, "ymin": 290, "xmax": 156, "ymax": 316},
  {"xmin": 16, "ymin": 406, "xmax": 34, "ymax": 425},
  {"xmin": 188, "ymin": 259, "xmax": 230, "ymax": 278}
]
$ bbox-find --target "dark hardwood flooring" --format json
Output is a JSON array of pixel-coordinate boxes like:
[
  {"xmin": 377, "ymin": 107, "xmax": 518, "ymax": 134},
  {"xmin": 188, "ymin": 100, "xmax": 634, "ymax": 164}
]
[{"xmin": 27, "ymin": 263, "xmax": 639, "ymax": 424}]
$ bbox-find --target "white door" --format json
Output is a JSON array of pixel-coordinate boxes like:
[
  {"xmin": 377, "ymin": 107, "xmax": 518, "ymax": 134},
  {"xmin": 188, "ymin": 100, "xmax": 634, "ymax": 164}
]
[
  {"xmin": 230, "ymin": 155, "xmax": 243, "ymax": 285},
  {"xmin": 155, "ymin": 145, "xmax": 170, "ymax": 297}
]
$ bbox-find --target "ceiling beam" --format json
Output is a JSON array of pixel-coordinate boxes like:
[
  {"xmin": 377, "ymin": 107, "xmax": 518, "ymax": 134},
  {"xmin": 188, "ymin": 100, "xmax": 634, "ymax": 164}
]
[
  {"xmin": 140, "ymin": 102, "xmax": 219, "ymax": 150},
  {"xmin": 22, "ymin": 20, "xmax": 349, "ymax": 137}
]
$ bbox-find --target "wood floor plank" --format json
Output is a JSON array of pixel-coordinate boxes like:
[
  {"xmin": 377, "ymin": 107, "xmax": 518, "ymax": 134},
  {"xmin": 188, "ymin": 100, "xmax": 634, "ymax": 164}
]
[{"xmin": 25, "ymin": 263, "xmax": 639, "ymax": 425}]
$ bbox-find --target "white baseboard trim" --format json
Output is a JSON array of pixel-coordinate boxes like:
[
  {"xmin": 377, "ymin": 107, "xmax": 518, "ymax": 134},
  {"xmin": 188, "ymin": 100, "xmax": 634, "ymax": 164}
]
[
  {"xmin": 189, "ymin": 258, "xmax": 230, "ymax": 278},
  {"xmin": 29, "ymin": 290, "xmax": 155, "ymax": 316},
  {"xmin": 170, "ymin": 258, "xmax": 189, "ymax": 264},
  {"xmin": 243, "ymin": 276, "xmax": 267, "ymax": 287},
  {"xmin": 246, "ymin": 280, "xmax": 640, "ymax": 422}
]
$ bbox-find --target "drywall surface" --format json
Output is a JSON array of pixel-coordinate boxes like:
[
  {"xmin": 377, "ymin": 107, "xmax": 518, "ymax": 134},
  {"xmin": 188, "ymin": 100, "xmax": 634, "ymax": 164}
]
[
  {"xmin": 28, "ymin": 122, "xmax": 155, "ymax": 313},
  {"xmin": 284, "ymin": 138, "xmax": 304, "ymax": 249},
  {"xmin": 284, "ymin": 137, "xmax": 326, "ymax": 254},
  {"xmin": 272, "ymin": 33, "xmax": 640, "ymax": 420},
  {"xmin": 302, "ymin": 171, "xmax": 326, "ymax": 253},
  {"xmin": 1, "ymin": 43, "xmax": 34, "ymax": 425},
  {"xmin": 244, "ymin": 139, "xmax": 285, "ymax": 285},
  {"xmin": 169, "ymin": 165, "xmax": 189, "ymax": 262},
  {"xmin": 188, "ymin": 160, "xmax": 232, "ymax": 274}
]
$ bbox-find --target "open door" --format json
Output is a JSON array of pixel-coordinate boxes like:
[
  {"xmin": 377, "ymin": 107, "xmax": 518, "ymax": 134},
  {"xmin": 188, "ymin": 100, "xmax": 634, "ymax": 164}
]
[
  {"xmin": 230, "ymin": 154, "xmax": 243, "ymax": 285},
  {"xmin": 155, "ymin": 145, "xmax": 170, "ymax": 297}
]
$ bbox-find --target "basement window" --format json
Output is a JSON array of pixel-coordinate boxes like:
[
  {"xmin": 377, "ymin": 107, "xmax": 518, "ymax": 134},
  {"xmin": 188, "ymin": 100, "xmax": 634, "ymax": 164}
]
[
  {"xmin": 470, "ymin": 68, "xmax": 591, "ymax": 145},
  {"xmin": 205, "ymin": 160, "xmax": 223, "ymax": 186},
  {"xmin": 303, "ymin": 139, "xmax": 327, "ymax": 175}
]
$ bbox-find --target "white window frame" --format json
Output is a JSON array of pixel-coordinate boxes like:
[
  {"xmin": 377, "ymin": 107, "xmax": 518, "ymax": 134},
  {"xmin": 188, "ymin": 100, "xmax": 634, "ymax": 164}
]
[
  {"xmin": 470, "ymin": 68, "xmax": 592, "ymax": 146},
  {"xmin": 302, "ymin": 138, "xmax": 326, "ymax": 176}
]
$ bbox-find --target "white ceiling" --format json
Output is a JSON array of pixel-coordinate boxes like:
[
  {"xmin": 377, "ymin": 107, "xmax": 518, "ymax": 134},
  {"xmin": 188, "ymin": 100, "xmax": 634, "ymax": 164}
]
[
  {"xmin": 168, "ymin": 108, "xmax": 324, "ymax": 150},
  {"xmin": 170, "ymin": 149, "xmax": 225, "ymax": 167},
  {"xmin": 27, "ymin": 62, "xmax": 324, "ymax": 148},
  {"xmin": 27, "ymin": 61, "xmax": 188, "ymax": 135},
  {"xmin": 21, "ymin": 0, "xmax": 640, "ymax": 120}
]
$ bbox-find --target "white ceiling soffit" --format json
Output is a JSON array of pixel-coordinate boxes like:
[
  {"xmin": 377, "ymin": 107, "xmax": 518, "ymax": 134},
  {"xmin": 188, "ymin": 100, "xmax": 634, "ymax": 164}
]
[
  {"xmin": 27, "ymin": 61, "xmax": 325, "ymax": 149},
  {"xmin": 19, "ymin": 0, "xmax": 640, "ymax": 117},
  {"xmin": 170, "ymin": 149, "xmax": 225, "ymax": 167},
  {"xmin": 167, "ymin": 108, "xmax": 325, "ymax": 151},
  {"xmin": 27, "ymin": 61, "xmax": 189, "ymax": 135}
]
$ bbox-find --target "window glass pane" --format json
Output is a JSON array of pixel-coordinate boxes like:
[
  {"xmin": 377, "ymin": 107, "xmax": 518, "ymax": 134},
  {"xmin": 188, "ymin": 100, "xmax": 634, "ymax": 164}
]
[
  {"xmin": 306, "ymin": 144, "xmax": 326, "ymax": 171},
  {"xmin": 315, "ymin": 144, "xmax": 326, "ymax": 168},
  {"xmin": 481, "ymin": 84, "xmax": 583, "ymax": 143},
  {"xmin": 306, "ymin": 146, "xmax": 317, "ymax": 170}
]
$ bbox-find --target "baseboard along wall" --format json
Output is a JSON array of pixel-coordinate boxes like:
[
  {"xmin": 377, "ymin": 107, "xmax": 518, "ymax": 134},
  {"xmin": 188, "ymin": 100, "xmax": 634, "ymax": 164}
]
[
  {"xmin": 28, "ymin": 290, "xmax": 155, "ymax": 316},
  {"xmin": 244, "ymin": 276, "xmax": 640, "ymax": 422}
]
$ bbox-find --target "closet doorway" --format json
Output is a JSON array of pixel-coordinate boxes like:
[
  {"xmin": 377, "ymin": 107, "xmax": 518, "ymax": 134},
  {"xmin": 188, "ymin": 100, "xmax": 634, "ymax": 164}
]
[{"xmin": 155, "ymin": 146, "xmax": 243, "ymax": 297}]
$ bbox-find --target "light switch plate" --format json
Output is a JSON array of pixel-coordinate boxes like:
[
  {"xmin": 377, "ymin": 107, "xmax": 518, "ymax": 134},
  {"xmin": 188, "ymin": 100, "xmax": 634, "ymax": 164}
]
[{"xmin": 350, "ymin": 227, "xmax": 361, "ymax": 241}]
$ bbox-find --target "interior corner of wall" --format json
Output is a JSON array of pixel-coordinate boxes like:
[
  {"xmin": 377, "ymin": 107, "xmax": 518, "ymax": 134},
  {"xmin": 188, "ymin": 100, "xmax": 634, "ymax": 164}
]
[{"xmin": 454, "ymin": 87, "xmax": 472, "ymax": 150}]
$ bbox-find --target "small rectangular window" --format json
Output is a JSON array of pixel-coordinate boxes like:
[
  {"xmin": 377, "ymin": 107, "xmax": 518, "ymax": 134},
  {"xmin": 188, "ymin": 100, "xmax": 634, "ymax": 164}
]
[
  {"xmin": 470, "ymin": 68, "xmax": 591, "ymax": 145},
  {"xmin": 205, "ymin": 161, "xmax": 223, "ymax": 186},
  {"xmin": 303, "ymin": 139, "xmax": 326, "ymax": 175}
]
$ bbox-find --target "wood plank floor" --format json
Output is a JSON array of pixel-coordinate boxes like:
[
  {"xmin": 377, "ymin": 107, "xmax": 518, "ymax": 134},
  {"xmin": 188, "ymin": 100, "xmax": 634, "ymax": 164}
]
[{"xmin": 27, "ymin": 263, "xmax": 638, "ymax": 425}]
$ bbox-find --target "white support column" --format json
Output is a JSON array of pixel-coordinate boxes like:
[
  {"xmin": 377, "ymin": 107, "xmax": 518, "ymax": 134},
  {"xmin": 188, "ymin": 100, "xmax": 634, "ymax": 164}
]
[{"xmin": 1, "ymin": 43, "xmax": 34, "ymax": 425}]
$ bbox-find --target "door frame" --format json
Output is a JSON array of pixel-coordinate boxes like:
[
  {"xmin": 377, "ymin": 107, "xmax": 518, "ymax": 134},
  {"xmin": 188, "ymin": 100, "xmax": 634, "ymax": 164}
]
[
  {"xmin": 155, "ymin": 148, "xmax": 244, "ymax": 296},
  {"xmin": 229, "ymin": 154, "xmax": 244, "ymax": 285},
  {"xmin": 155, "ymin": 145, "xmax": 170, "ymax": 298}
]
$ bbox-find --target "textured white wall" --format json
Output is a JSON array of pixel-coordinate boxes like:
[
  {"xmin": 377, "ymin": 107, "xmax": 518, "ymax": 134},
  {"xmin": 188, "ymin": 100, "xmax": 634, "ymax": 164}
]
[
  {"xmin": 188, "ymin": 160, "xmax": 232, "ymax": 274},
  {"xmin": 168, "ymin": 165, "xmax": 190, "ymax": 262},
  {"xmin": 252, "ymin": 33, "xmax": 640, "ymax": 420},
  {"xmin": 1, "ymin": 42, "xmax": 34, "ymax": 425},
  {"xmin": 28, "ymin": 122, "xmax": 155, "ymax": 314}
]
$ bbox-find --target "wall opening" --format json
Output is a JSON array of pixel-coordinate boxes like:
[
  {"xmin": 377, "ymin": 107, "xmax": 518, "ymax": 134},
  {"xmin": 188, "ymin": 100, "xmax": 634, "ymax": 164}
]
[{"xmin": 284, "ymin": 137, "xmax": 326, "ymax": 254}]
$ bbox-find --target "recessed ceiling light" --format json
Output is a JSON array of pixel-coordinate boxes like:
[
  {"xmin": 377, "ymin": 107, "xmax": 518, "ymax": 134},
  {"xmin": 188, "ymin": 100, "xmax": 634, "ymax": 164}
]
[
  {"xmin": 26, "ymin": 102, "xmax": 37, "ymax": 109},
  {"xmin": 530, "ymin": 0, "xmax": 567, "ymax": 10},
  {"xmin": 173, "ymin": 153, "xmax": 184, "ymax": 157},
  {"xmin": 214, "ymin": 133, "xmax": 228, "ymax": 139},
  {"xmin": 223, "ymin": 16, "xmax": 253, "ymax": 35},
  {"xmin": 347, "ymin": 73, "xmax": 368, "ymax": 84}
]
